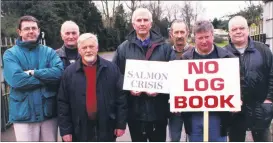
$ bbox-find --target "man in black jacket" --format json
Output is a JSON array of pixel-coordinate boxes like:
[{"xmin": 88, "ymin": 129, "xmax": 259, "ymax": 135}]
[
  {"xmin": 224, "ymin": 15, "xmax": 273, "ymax": 142},
  {"xmin": 58, "ymin": 33, "xmax": 127, "ymax": 142},
  {"xmin": 56, "ymin": 20, "xmax": 80, "ymax": 69},
  {"xmin": 112, "ymin": 7, "xmax": 176, "ymax": 142},
  {"xmin": 181, "ymin": 20, "xmax": 235, "ymax": 142}
]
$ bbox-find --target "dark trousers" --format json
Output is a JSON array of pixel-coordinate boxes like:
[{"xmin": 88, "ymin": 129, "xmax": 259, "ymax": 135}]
[
  {"xmin": 168, "ymin": 113, "xmax": 184, "ymax": 141},
  {"xmin": 86, "ymin": 120, "xmax": 116, "ymax": 142},
  {"xmin": 229, "ymin": 114, "xmax": 272, "ymax": 142},
  {"xmin": 128, "ymin": 120, "xmax": 167, "ymax": 142},
  {"xmin": 229, "ymin": 125, "xmax": 271, "ymax": 142},
  {"xmin": 188, "ymin": 113, "xmax": 227, "ymax": 142}
]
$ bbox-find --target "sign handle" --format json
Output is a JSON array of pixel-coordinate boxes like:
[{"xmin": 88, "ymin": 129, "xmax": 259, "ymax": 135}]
[{"xmin": 204, "ymin": 111, "xmax": 209, "ymax": 142}]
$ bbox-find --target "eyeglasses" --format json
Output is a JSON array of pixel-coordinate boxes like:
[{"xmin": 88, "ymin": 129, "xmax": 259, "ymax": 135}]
[{"xmin": 21, "ymin": 26, "xmax": 38, "ymax": 32}]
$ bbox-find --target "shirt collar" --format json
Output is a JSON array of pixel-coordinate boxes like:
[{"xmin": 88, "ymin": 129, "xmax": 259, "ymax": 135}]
[
  {"xmin": 195, "ymin": 45, "xmax": 215, "ymax": 55},
  {"xmin": 173, "ymin": 43, "xmax": 189, "ymax": 53}
]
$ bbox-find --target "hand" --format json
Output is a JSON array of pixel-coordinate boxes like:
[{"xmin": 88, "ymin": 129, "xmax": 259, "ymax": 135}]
[
  {"xmin": 24, "ymin": 70, "xmax": 34, "ymax": 76},
  {"xmin": 264, "ymin": 99, "xmax": 272, "ymax": 103},
  {"xmin": 146, "ymin": 92, "xmax": 158, "ymax": 97},
  {"xmin": 24, "ymin": 70, "xmax": 31, "ymax": 75},
  {"xmin": 29, "ymin": 70, "xmax": 34, "ymax": 75},
  {"xmin": 62, "ymin": 134, "xmax": 72, "ymax": 142},
  {"xmin": 130, "ymin": 90, "xmax": 142, "ymax": 96},
  {"xmin": 114, "ymin": 129, "xmax": 125, "ymax": 137}
]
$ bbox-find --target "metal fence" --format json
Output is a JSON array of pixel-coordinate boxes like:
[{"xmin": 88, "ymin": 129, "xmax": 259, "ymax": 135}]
[
  {"xmin": 1, "ymin": 37, "xmax": 15, "ymax": 131},
  {"xmin": 250, "ymin": 33, "xmax": 267, "ymax": 44},
  {"xmin": 1, "ymin": 45, "xmax": 12, "ymax": 132}
]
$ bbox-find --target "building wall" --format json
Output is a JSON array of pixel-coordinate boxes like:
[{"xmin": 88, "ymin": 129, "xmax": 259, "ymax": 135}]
[{"xmin": 263, "ymin": 1, "xmax": 273, "ymax": 50}]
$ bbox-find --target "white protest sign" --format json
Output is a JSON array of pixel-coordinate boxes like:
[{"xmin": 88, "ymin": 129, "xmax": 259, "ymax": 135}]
[
  {"xmin": 169, "ymin": 58, "xmax": 241, "ymax": 112},
  {"xmin": 123, "ymin": 59, "xmax": 170, "ymax": 94}
]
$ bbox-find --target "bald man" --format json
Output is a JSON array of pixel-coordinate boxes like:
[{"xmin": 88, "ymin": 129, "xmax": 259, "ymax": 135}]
[
  {"xmin": 56, "ymin": 20, "xmax": 80, "ymax": 69},
  {"xmin": 224, "ymin": 15, "xmax": 273, "ymax": 142}
]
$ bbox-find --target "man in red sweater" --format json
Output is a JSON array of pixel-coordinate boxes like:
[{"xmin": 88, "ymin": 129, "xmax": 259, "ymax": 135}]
[{"xmin": 58, "ymin": 33, "xmax": 127, "ymax": 142}]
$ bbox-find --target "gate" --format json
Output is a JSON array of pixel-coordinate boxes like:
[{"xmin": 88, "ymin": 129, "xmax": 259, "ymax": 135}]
[{"xmin": 1, "ymin": 45, "xmax": 12, "ymax": 132}]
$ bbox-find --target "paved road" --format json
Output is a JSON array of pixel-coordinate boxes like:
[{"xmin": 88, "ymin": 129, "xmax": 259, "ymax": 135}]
[{"xmin": 1, "ymin": 52, "xmax": 271, "ymax": 141}]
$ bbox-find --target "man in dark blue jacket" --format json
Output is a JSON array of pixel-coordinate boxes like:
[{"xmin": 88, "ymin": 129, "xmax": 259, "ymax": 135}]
[
  {"xmin": 58, "ymin": 33, "xmax": 127, "ymax": 142},
  {"xmin": 112, "ymin": 7, "xmax": 176, "ymax": 142},
  {"xmin": 181, "ymin": 20, "xmax": 234, "ymax": 142},
  {"xmin": 224, "ymin": 15, "xmax": 273, "ymax": 142},
  {"xmin": 3, "ymin": 15, "xmax": 63, "ymax": 141}
]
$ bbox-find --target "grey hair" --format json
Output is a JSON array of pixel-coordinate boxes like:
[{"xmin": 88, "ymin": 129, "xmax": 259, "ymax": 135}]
[
  {"xmin": 228, "ymin": 15, "xmax": 248, "ymax": 31},
  {"xmin": 170, "ymin": 19, "xmax": 189, "ymax": 32},
  {"xmin": 131, "ymin": 8, "xmax": 153, "ymax": 23},
  {"xmin": 77, "ymin": 33, "xmax": 98, "ymax": 47},
  {"xmin": 60, "ymin": 20, "xmax": 79, "ymax": 34},
  {"xmin": 193, "ymin": 20, "xmax": 214, "ymax": 35}
]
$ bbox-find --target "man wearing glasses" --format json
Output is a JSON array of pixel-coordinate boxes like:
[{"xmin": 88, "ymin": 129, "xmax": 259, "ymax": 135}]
[{"xmin": 3, "ymin": 15, "xmax": 63, "ymax": 141}]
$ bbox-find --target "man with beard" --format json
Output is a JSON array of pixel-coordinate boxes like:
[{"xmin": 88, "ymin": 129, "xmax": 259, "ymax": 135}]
[
  {"xmin": 224, "ymin": 15, "xmax": 273, "ymax": 142},
  {"xmin": 113, "ymin": 8, "xmax": 176, "ymax": 142},
  {"xmin": 168, "ymin": 19, "xmax": 192, "ymax": 141},
  {"xmin": 181, "ymin": 20, "xmax": 234, "ymax": 142},
  {"xmin": 56, "ymin": 21, "xmax": 80, "ymax": 69},
  {"xmin": 58, "ymin": 33, "xmax": 127, "ymax": 142},
  {"xmin": 3, "ymin": 15, "xmax": 63, "ymax": 141}
]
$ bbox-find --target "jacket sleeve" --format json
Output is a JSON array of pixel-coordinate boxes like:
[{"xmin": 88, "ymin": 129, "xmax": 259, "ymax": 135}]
[
  {"xmin": 33, "ymin": 48, "xmax": 64, "ymax": 84},
  {"xmin": 114, "ymin": 65, "xmax": 128, "ymax": 129},
  {"xmin": 265, "ymin": 46, "xmax": 273, "ymax": 101},
  {"xmin": 165, "ymin": 44, "xmax": 176, "ymax": 61},
  {"xmin": 112, "ymin": 45, "xmax": 126, "ymax": 75},
  {"xmin": 3, "ymin": 50, "xmax": 43, "ymax": 90},
  {"xmin": 58, "ymin": 71, "xmax": 73, "ymax": 136}
]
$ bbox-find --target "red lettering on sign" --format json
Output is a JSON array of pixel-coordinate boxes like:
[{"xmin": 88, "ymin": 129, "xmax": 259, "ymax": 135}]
[
  {"xmin": 189, "ymin": 96, "xmax": 203, "ymax": 108},
  {"xmin": 220, "ymin": 95, "xmax": 234, "ymax": 108},
  {"xmin": 175, "ymin": 96, "xmax": 187, "ymax": 108},
  {"xmin": 195, "ymin": 78, "xmax": 208, "ymax": 91},
  {"xmin": 204, "ymin": 96, "xmax": 218, "ymax": 108},
  {"xmin": 184, "ymin": 79, "xmax": 194, "ymax": 91},
  {"xmin": 174, "ymin": 95, "xmax": 235, "ymax": 109},
  {"xmin": 184, "ymin": 78, "xmax": 225, "ymax": 91},
  {"xmin": 211, "ymin": 78, "xmax": 224, "ymax": 90},
  {"xmin": 188, "ymin": 61, "xmax": 219, "ymax": 74}
]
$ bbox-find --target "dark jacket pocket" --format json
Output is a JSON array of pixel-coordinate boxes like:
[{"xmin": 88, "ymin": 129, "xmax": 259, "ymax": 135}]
[
  {"xmin": 9, "ymin": 93, "xmax": 31, "ymax": 121},
  {"xmin": 261, "ymin": 103, "xmax": 273, "ymax": 128},
  {"xmin": 43, "ymin": 90, "xmax": 57, "ymax": 118}
]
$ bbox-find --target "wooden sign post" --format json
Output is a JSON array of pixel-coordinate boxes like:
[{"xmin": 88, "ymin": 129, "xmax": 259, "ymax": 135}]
[{"xmin": 204, "ymin": 111, "xmax": 209, "ymax": 142}]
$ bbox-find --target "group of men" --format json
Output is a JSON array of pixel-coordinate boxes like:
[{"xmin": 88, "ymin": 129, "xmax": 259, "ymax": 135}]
[{"xmin": 3, "ymin": 7, "xmax": 273, "ymax": 142}]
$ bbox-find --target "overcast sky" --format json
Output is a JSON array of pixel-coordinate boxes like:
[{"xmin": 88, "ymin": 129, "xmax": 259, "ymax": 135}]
[{"xmin": 94, "ymin": 0, "xmax": 263, "ymax": 21}]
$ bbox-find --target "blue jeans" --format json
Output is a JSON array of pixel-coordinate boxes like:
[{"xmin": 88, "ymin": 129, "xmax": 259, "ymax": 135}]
[
  {"xmin": 168, "ymin": 113, "xmax": 183, "ymax": 141},
  {"xmin": 188, "ymin": 112, "xmax": 227, "ymax": 142}
]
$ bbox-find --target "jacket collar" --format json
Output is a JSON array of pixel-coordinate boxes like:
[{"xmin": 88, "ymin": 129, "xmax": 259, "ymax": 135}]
[
  {"xmin": 183, "ymin": 44, "xmax": 231, "ymax": 59},
  {"xmin": 126, "ymin": 29, "xmax": 165, "ymax": 45},
  {"xmin": 227, "ymin": 36, "xmax": 255, "ymax": 54},
  {"xmin": 58, "ymin": 45, "xmax": 81, "ymax": 59},
  {"xmin": 16, "ymin": 33, "xmax": 42, "ymax": 49},
  {"xmin": 75, "ymin": 56, "xmax": 107, "ymax": 72}
]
